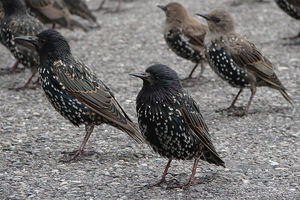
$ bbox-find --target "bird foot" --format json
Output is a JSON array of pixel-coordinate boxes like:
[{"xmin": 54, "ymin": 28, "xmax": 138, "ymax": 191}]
[
  {"xmin": 180, "ymin": 76, "xmax": 203, "ymax": 87},
  {"xmin": 59, "ymin": 150, "xmax": 98, "ymax": 162},
  {"xmin": 167, "ymin": 180, "xmax": 202, "ymax": 190},
  {"xmin": 0, "ymin": 67, "xmax": 24, "ymax": 75},
  {"xmin": 145, "ymin": 178, "xmax": 178, "ymax": 188},
  {"xmin": 9, "ymin": 85, "xmax": 38, "ymax": 91},
  {"xmin": 216, "ymin": 106, "xmax": 247, "ymax": 117}
]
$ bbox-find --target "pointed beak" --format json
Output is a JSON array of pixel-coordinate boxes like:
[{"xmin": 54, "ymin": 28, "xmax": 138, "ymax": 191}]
[
  {"xmin": 129, "ymin": 72, "xmax": 148, "ymax": 80},
  {"xmin": 157, "ymin": 4, "xmax": 166, "ymax": 12},
  {"xmin": 195, "ymin": 13, "xmax": 211, "ymax": 20},
  {"xmin": 14, "ymin": 36, "xmax": 40, "ymax": 49}
]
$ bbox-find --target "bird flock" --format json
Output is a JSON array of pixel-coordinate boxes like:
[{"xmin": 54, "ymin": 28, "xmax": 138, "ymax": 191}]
[{"xmin": 0, "ymin": 0, "xmax": 298, "ymax": 189}]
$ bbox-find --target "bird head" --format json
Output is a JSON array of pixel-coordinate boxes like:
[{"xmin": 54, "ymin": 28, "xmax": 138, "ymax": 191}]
[
  {"xmin": 196, "ymin": 9, "xmax": 235, "ymax": 34},
  {"xmin": 15, "ymin": 29, "xmax": 71, "ymax": 59},
  {"xmin": 130, "ymin": 64, "xmax": 181, "ymax": 94},
  {"xmin": 157, "ymin": 2, "xmax": 189, "ymax": 20}
]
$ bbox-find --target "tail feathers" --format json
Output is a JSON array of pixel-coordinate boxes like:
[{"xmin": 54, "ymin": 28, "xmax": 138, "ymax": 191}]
[
  {"xmin": 117, "ymin": 121, "xmax": 146, "ymax": 144},
  {"xmin": 201, "ymin": 147, "xmax": 225, "ymax": 168},
  {"xmin": 70, "ymin": 19, "xmax": 91, "ymax": 32},
  {"xmin": 279, "ymin": 88, "xmax": 293, "ymax": 105}
]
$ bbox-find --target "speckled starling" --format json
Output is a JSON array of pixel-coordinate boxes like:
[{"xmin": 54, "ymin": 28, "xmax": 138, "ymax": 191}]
[
  {"xmin": 0, "ymin": 0, "xmax": 44, "ymax": 89},
  {"xmin": 63, "ymin": 0, "xmax": 100, "ymax": 27},
  {"xmin": 196, "ymin": 9, "xmax": 293, "ymax": 116},
  {"xmin": 130, "ymin": 64, "xmax": 225, "ymax": 188},
  {"xmin": 15, "ymin": 29, "xmax": 145, "ymax": 161},
  {"xmin": 25, "ymin": 0, "xmax": 91, "ymax": 32},
  {"xmin": 275, "ymin": 0, "xmax": 300, "ymax": 41},
  {"xmin": 157, "ymin": 2, "xmax": 208, "ymax": 82}
]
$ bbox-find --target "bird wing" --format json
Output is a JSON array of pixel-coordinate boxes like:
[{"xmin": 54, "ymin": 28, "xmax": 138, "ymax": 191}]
[
  {"xmin": 178, "ymin": 94, "xmax": 221, "ymax": 157},
  {"xmin": 183, "ymin": 18, "xmax": 207, "ymax": 48},
  {"xmin": 51, "ymin": 59, "xmax": 145, "ymax": 143},
  {"xmin": 229, "ymin": 34, "xmax": 284, "ymax": 89}
]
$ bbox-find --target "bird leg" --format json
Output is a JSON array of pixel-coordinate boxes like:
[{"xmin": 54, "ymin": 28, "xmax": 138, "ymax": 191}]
[
  {"xmin": 92, "ymin": 0, "xmax": 106, "ymax": 11},
  {"xmin": 0, "ymin": 61, "xmax": 24, "ymax": 75},
  {"xmin": 60, "ymin": 124, "xmax": 95, "ymax": 162},
  {"xmin": 92, "ymin": 0, "xmax": 122, "ymax": 13},
  {"xmin": 14, "ymin": 71, "xmax": 38, "ymax": 91},
  {"xmin": 216, "ymin": 88, "xmax": 244, "ymax": 113},
  {"xmin": 171, "ymin": 159, "xmax": 201, "ymax": 189},
  {"xmin": 148, "ymin": 159, "xmax": 172, "ymax": 187}
]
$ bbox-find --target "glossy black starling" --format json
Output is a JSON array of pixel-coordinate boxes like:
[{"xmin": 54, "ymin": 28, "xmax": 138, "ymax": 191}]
[
  {"xmin": 275, "ymin": 0, "xmax": 300, "ymax": 42},
  {"xmin": 196, "ymin": 9, "xmax": 293, "ymax": 116},
  {"xmin": 25, "ymin": 0, "xmax": 91, "ymax": 32},
  {"xmin": 0, "ymin": 0, "xmax": 44, "ymax": 89},
  {"xmin": 15, "ymin": 29, "xmax": 145, "ymax": 161},
  {"xmin": 63, "ymin": 0, "xmax": 100, "ymax": 27},
  {"xmin": 157, "ymin": 2, "xmax": 208, "ymax": 82},
  {"xmin": 130, "ymin": 64, "xmax": 225, "ymax": 188}
]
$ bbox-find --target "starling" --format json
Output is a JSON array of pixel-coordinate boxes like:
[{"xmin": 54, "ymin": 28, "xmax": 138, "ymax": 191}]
[
  {"xmin": 63, "ymin": 0, "xmax": 100, "ymax": 27},
  {"xmin": 130, "ymin": 64, "xmax": 225, "ymax": 188},
  {"xmin": 157, "ymin": 2, "xmax": 208, "ymax": 82},
  {"xmin": 196, "ymin": 9, "xmax": 292, "ymax": 116},
  {"xmin": 275, "ymin": 0, "xmax": 300, "ymax": 42},
  {"xmin": 25, "ymin": 0, "xmax": 91, "ymax": 32},
  {"xmin": 15, "ymin": 29, "xmax": 145, "ymax": 161},
  {"xmin": 92, "ymin": 0, "xmax": 122, "ymax": 12},
  {"xmin": 0, "ymin": 0, "xmax": 44, "ymax": 89}
]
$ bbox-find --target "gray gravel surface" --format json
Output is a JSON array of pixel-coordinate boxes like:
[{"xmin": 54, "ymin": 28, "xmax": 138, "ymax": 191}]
[{"xmin": 1, "ymin": 0, "xmax": 300, "ymax": 199}]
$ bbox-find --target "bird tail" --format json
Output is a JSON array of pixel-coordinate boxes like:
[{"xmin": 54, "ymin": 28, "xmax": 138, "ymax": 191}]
[
  {"xmin": 118, "ymin": 120, "xmax": 146, "ymax": 144},
  {"xmin": 279, "ymin": 88, "xmax": 293, "ymax": 105},
  {"xmin": 201, "ymin": 147, "xmax": 225, "ymax": 168},
  {"xmin": 70, "ymin": 18, "xmax": 91, "ymax": 32}
]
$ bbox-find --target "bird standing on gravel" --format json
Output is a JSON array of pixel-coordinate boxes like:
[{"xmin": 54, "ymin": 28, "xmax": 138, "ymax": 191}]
[
  {"xmin": 15, "ymin": 29, "xmax": 145, "ymax": 161},
  {"xmin": 130, "ymin": 64, "xmax": 225, "ymax": 188},
  {"xmin": 25, "ymin": 0, "xmax": 91, "ymax": 32},
  {"xmin": 0, "ymin": 0, "xmax": 44, "ymax": 89},
  {"xmin": 196, "ymin": 9, "xmax": 292, "ymax": 116},
  {"xmin": 275, "ymin": 0, "xmax": 300, "ymax": 43},
  {"xmin": 157, "ymin": 2, "xmax": 208, "ymax": 83},
  {"xmin": 63, "ymin": 0, "xmax": 100, "ymax": 27}
]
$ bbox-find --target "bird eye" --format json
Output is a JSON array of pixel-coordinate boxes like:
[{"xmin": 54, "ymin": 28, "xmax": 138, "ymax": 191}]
[
  {"xmin": 214, "ymin": 17, "xmax": 221, "ymax": 23},
  {"xmin": 155, "ymin": 76, "xmax": 159, "ymax": 80}
]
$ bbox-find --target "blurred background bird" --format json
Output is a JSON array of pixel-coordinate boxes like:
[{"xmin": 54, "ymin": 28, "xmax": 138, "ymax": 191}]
[
  {"xmin": 130, "ymin": 64, "xmax": 225, "ymax": 188},
  {"xmin": 63, "ymin": 0, "xmax": 100, "ymax": 28},
  {"xmin": 197, "ymin": 9, "xmax": 292, "ymax": 116},
  {"xmin": 25, "ymin": 0, "xmax": 91, "ymax": 32},
  {"xmin": 275, "ymin": 0, "xmax": 300, "ymax": 44},
  {"xmin": 157, "ymin": 2, "xmax": 208, "ymax": 85},
  {"xmin": 0, "ymin": 0, "xmax": 44, "ymax": 90},
  {"xmin": 15, "ymin": 29, "xmax": 145, "ymax": 161},
  {"xmin": 92, "ymin": 0, "xmax": 122, "ymax": 12}
]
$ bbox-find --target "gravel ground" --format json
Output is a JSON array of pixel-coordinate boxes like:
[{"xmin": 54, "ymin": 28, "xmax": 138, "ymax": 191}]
[{"xmin": 1, "ymin": 0, "xmax": 300, "ymax": 199}]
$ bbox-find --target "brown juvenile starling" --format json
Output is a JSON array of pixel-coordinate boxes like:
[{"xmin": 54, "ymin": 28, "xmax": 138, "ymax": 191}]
[
  {"xmin": 93, "ymin": 0, "xmax": 122, "ymax": 12},
  {"xmin": 130, "ymin": 64, "xmax": 225, "ymax": 188},
  {"xmin": 196, "ymin": 9, "xmax": 292, "ymax": 116},
  {"xmin": 0, "ymin": 0, "xmax": 44, "ymax": 89},
  {"xmin": 25, "ymin": 0, "xmax": 91, "ymax": 32},
  {"xmin": 63, "ymin": 0, "xmax": 100, "ymax": 27},
  {"xmin": 275, "ymin": 0, "xmax": 300, "ymax": 42},
  {"xmin": 15, "ymin": 29, "xmax": 145, "ymax": 161},
  {"xmin": 157, "ymin": 2, "xmax": 208, "ymax": 82}
]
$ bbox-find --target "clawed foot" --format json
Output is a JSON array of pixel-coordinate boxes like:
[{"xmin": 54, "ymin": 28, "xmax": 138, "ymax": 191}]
[
  {"xmin": 59, "ymin": 150, "xmax": 98, "ymax": 162},
  {"xmin": 169, "ymin": 180, "xmax": 202, "ymax": 190},
  {"xmin": 181, "ymin": 76, "xmax": 203, "ymax": 87},
  {"xmin": 216, "ymin": 106, "xmax": 247, "ymax": 116},
  {"xmin": 0, "ymin": 67, "xmax": 24, "ymax": 75}
]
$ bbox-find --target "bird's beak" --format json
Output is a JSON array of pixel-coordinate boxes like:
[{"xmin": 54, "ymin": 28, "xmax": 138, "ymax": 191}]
[
  {"xmin": 195, "ymin": 13, "xmax": 211, "ymax": 21},
  {"xmin": 129, "ymin": 72, "xmax": 148, "ymax": 80},
  {"xmin": 14, "ymin": 36, "xmax": 41, "ymax": 49},
  {"xmin": 156, "ymin": 4, "xmax": 167, "ymax": 11}
]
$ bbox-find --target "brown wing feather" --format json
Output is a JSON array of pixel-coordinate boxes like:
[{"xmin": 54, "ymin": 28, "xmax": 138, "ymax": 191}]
[
  {"xmin": 52, "ymin": 59, "xmax": 146, "ymax": 143},
  {"xmin": 229, "ymin": 34, "xmax": 285, "ymax": 89}
]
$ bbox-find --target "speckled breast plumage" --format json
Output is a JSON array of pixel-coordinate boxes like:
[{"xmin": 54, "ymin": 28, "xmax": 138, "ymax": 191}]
[
  {"xmin": 205, "ymin": 40, "xmax": 251, "ymax": 88},
  {"xmin": 137, "ymin": 93, "xmax": 202, "ymax": 160},
  {"xmin": 165, "ymin": 30, "xmax": 203, "ymax": 64},
  {"xmin": 275, "ymin": 0, "xmax": 300, "ymax": 20}
]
